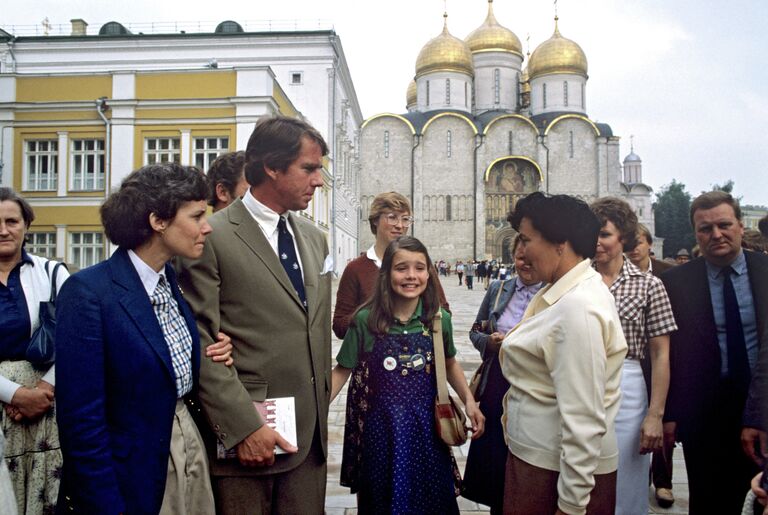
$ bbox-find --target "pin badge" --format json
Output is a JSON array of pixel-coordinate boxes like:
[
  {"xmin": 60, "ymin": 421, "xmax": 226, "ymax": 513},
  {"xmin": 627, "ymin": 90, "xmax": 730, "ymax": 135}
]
[
  {"xmin": 383, "ymin": 356, "xmax": 397, "ymax": 371},
  {"xmin": 410, "ymin": 353, "xmax": 426, "ymax": 371}
]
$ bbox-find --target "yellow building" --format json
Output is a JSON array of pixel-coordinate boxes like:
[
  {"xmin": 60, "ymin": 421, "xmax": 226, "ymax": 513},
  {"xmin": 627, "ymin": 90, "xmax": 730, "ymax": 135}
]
[{"xmin": 0, "ymin": 20, "xmax": 361, "ymax": 270}]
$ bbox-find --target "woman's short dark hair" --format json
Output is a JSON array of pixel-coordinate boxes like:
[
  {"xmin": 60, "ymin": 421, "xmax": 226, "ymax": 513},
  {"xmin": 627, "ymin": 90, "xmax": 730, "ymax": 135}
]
[
  {"xmin": 590, "ymin": 196, "xmax": 639, "ymax": 252},
  {"xmin": 206, "ymin": 151, "xmax": 245, "ymax": 206},
  {"xmin": 508, "ymin": 192, "xmax": 600, "ymax": 259},
  {"xmin": 244, "ymin": 116, "xmax": 329, "ymax": 187},
  {"xmin": 101, "ymin": 163, "xmax": 208, "ymax": 249},
  {"xmin": 0, "ymin": 187, "xmax": 35, "ymax": 229}
]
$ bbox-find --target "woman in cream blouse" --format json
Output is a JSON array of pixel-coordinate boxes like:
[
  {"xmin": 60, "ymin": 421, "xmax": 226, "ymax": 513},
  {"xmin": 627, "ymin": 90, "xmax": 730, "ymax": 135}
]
[{"xmin": 500, "ymin": 192, "xmax": 628, "ymax": 515}]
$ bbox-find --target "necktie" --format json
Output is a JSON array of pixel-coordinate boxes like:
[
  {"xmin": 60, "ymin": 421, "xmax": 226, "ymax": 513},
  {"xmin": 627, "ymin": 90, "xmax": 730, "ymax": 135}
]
[
  {"xmin": 723, "ymin": 266, "xmax": 749, "ymax": 393},
  {"xmin": 149, "ymin": 275, "xmax": 193, "ymax": 397},
  {"xmin": 277, "ymin": 216, "xmax": 307, "ymax": 309}
]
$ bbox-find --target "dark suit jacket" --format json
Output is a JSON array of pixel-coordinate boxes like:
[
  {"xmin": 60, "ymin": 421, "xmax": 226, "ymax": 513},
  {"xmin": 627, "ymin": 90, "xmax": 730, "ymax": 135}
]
[
  {"xmin": 178, "ymin": 198, "xmax": 332, "ymax": 477},
  {"xmin": 661, "ymin": 252, "xmax": 768, "ymax": 438},
  {"xmin": 55, "ymin": 248, "xmax": 201, "ymax": 515}
]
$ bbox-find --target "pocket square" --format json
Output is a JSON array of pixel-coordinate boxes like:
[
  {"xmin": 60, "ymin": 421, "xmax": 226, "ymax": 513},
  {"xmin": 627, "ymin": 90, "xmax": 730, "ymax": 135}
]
[{"xmin": 321, "ymin": 254, "xmax": 334, "ymax": 275}]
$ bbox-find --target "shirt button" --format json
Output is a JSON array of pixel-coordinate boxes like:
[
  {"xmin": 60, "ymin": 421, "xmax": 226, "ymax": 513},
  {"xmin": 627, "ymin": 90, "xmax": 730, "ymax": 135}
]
[{"xmin": 310, "ymin": 376, "xmax": 316, "ymax": 385}]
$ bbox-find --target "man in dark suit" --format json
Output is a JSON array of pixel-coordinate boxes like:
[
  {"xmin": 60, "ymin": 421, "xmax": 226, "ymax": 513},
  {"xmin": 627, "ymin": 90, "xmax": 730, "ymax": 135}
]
[
  {"xmin": 179, "ymin": 116, "xmax": 332, "ymax": 514},
  {"xmin": 661, "ymin": 191, "xmax": 768, "ymax": 513}
]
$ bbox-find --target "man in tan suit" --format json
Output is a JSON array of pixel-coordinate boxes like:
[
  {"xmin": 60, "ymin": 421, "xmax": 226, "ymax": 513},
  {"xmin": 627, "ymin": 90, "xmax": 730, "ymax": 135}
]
[{"xmin": 179, "ymin": 116, "xmax": 332, "ymax": 514}]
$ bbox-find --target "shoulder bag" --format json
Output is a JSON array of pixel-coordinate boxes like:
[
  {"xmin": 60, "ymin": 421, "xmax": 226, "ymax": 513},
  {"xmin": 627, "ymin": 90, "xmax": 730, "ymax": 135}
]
[
  {"xmin": 432, "ymin": 311, "xmax": 469, "ymax": 446},
  {"xmin": 468, "ymin": 280, "xmax": 507, "ymax": 397},
  {"xmin": 26, "ymin": 260, "xmax": 67, "ymax": 368}
]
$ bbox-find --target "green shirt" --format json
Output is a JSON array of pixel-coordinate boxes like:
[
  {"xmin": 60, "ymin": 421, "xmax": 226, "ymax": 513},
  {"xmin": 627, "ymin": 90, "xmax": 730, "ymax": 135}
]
[{"xmin": 336, "ymin": 301, "xmax": 456, "ymax": 368}]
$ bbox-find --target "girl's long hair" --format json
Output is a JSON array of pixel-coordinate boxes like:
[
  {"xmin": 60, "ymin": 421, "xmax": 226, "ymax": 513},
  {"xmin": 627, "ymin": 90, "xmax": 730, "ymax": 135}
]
[{"xmin": 363, "ymin": 236, "xmax": 441, "ymax": 335}]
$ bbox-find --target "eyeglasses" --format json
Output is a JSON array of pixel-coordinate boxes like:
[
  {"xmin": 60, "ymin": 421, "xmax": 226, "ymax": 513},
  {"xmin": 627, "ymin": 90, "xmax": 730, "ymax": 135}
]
[{"xmin": 382, "ymin": 213, "xmax": 415, "ymax": 227}]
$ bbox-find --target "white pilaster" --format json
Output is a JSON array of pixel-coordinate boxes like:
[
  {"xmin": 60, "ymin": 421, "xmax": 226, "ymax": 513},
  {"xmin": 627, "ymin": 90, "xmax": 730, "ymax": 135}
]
[
  {"xmin": 57, "ymin": 131, "xmax": 68, "ymax": 196},
  {"xmin": 180, "ymin": 129, "xmax": 191, "ymax": 166},
  {"xmin": 55, "ymin": 225, "xmax": 66, "ymax": 261}
]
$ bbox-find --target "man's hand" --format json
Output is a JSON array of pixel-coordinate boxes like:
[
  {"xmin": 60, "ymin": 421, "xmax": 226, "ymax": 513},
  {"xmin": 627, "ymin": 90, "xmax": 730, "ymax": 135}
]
[
  {"xmin": 751, "ymin": 473, "xmax": 768, "ymax": 513},
  {"xmin": 10, "ymin": 386, "xmax": 54, "ymax": 421},
  {"xmin": 742, "ymin": 427, "xmax": 768, "ymax": 466},
  {"xmin": 206, "ymin": 332, "xmax": 234, "ymax": 366},
  {"xmin": 236, "ymin": 425, "xmax": 298, "ymax": 467}
]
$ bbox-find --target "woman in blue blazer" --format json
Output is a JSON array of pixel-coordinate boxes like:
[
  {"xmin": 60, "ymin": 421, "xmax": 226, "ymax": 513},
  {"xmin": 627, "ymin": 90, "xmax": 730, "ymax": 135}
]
[
  {"xmin": 462, "ymin": 237, "xmax": 544, "ymax": 514},
  {"xmin": 55, "ymin": 164, "xmax": 230, "ymax": 514}
]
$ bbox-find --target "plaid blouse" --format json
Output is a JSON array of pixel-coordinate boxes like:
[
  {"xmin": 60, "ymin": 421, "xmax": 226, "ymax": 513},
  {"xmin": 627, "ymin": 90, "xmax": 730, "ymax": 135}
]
[{"xmin": 607, "ymin": 259, "xmax": 677, "ymax": 360}]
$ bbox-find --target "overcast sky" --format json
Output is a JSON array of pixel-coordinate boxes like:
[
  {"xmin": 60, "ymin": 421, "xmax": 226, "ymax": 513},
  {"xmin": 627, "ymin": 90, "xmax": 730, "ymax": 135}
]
[{"xmin": 4, "ymin": 0, "xmax": 767, "ymax": 206}]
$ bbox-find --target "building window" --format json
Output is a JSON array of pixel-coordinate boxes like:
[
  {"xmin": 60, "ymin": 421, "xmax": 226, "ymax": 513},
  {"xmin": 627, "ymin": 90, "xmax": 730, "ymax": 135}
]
[
  {"xmin": 426, "ymin": 81, "xmax": 430, "ymax": 105},
  {"xmin": 465, "ymin": 82, "xmax": 468, "ymax": 107},
  {"xmin": 290, "ymin": 71, "xmax": 303, "ymax": 85},
  {"xmin": 145, "ymin": 138, "xmax": 180, "ymax": 165},
  {"xmin": 383, "ymin": 131, "xmax": 390, "ymax": 159},
  {"xmin": 563, "ymin": 81, "xmax": 569, "ymax": 107},
  {"xmin": 25, "ymin": 140, "xmax": 58, "ymax": 191},
  {"xmin": 508, "ymin": 131, "xmax": 514, "ymax": 154},
  {"xmin": 445, "ymin": 78, "xmax": 451, "ymax": 104},
  {"xmin": 28, "ymin": 232, "xmax": 56, "ymax": 259},
  {"xmin": 494, "ymin": 69, "xmax": 501, "ymax": 104},
  {"xmin": 542, "ymin": 83, "xmax": 547, "ymax": 109},
  {"xmin": 446, "ymin": 130, "xmax": 452, "ymax": 158},
  {"xmin": 446, "ymin": 195, "xmax": 452, "ymax": 221},
  {"xmin": 194, "ymin": 137, "xmax": 229, "ymax": 170},
  {"xmin": 581, "ymin": 83, "xmax": 585, "ymax": 108},
  {"xmin": 71, "ymin": 139, "xmax": 105, "ymax": 191},
  {"xmin": 569, "ymin": 131, "xmax": 574, "ymax": 158},
  {"xmin": 69, "ymin": 232, "xmax": 105, "ymax": 269}
]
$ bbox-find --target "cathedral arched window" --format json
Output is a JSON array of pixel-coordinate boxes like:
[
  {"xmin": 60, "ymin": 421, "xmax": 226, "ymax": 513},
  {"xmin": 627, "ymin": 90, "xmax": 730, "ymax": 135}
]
[
  {"xmin": 426, "ymin": 81, "xmax": 430, "ymax": 105},
  {"xmin": 563, "ymin": 81, "xmax": 569, "ymax": 107},
  {"xmin": 569, "ymin": 131, "xmax": 574, "ymax": 158},
  {"xmin": 508, "ymin": 131, "xmax": 514, "ymax": 154},
  {"xmin": 445, "ymin": 79, "xmax": 451, "ymax": 104},
  {"xmin": 465, "ymin": 82, "xmax": 469, "ymax": 107},
  {"xmin": 446, "ymin": 130, "xmax": 452, "ymax": 158},
  {"xmin": 581, "ymin": 83, "xmax": 585, "ymax": 109},
  {"xmin": 494, "ymin": 69, "xmax": 500, "ymax": 104},
  {"xmin": 543, "ymin": 83, "xmax": 547, "ymax": 109},
  {"xmin": 383, "ymin": 130, "xmax": 390, "ymax": 159},
  {"xmin": 446, "ymin": 195, "xmax": 452, "ymax": 221}
]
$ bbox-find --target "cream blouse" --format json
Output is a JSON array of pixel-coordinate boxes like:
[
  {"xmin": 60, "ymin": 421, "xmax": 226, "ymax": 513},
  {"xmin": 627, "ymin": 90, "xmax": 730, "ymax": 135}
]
[{"xmin": 500, "ymin": 259, "xmax": 627, "ymax": 515}]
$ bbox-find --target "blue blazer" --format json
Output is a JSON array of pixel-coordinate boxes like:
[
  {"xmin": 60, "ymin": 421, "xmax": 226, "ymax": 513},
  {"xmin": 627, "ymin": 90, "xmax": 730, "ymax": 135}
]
[{"xmin": 55, "ymin": 247, "xmax": 201, "ymax": 515}]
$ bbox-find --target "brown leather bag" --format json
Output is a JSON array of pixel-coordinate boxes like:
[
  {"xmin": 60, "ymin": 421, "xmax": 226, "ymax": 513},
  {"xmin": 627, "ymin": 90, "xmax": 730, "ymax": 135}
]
[{"xmin": 432, "ymin": 312, "xmax": 469, "ymax": 446}]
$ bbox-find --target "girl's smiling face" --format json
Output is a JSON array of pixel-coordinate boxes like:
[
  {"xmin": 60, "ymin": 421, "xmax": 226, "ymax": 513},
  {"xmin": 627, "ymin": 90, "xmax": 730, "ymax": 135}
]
[{"xmin": 390, "ymin": 249, "xmax": 429, "ymax": 300}]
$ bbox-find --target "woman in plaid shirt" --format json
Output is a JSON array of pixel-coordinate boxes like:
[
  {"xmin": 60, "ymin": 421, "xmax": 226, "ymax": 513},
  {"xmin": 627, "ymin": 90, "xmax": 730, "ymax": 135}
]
[{"xmin": 590, "ymin": 197, "xmax": 678, "ymax": 515}]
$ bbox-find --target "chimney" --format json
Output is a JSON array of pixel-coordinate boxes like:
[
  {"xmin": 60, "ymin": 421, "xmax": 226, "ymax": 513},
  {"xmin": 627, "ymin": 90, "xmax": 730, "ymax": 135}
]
[{"xmin": 70, "ymin": 19, "xmax": 88, "ymax": 36}]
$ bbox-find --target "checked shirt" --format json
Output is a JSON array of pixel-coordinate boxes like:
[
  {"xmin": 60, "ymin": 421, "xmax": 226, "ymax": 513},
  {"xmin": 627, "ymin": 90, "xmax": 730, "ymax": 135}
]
[
  {"xmin": 606, "ymin": 259, "xmax": 677, "ymax": 360},
  {"xmin": 150, "ymin": 275, "xmax": 194, "ymax": 398}
]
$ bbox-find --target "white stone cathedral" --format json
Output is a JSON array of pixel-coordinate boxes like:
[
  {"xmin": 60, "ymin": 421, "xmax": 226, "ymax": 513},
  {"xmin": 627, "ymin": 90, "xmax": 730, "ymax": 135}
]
[{"xmin": 358, "ymin": 0, "xmax": 655, "ymax": 262}]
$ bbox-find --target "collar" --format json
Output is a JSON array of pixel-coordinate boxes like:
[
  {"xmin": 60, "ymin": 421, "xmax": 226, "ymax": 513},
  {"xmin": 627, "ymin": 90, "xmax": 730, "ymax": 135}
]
[
  {"xmin": 514, "ymin": 276, "xmax": 543, "ymax": 292},
  {"xmin": 706, "ymin": 249, "xmax": 747, "ymax": 280},
  {"xmin": 128, "ymin": 249, "xmax": 167, "ymax": 296},
  {"xmin": 242, "ymin": 189, "xmax": 282, "ymax": 237},
  {"xmin": 20, "ymin": 249, "xmax": 34, "ymax": 266},
  {"xmin": 366, "ymin": 245, "xmax": 382, "ymax": 268},
  {"xmin": 394, "ymin": 298, "xmax": 424, "ymax": 324},
  {"xmin": 540, "ymin": 258, "xmax": 594, "ymax": 307}
]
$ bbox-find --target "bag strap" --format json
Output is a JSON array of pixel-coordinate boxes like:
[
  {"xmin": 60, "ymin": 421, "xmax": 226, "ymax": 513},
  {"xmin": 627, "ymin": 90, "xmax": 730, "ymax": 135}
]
[
  {"xmin": 432, "ymin": 311, "xmax": 451, "ymax": 405},
  {"xmin": 48, "ymin": 261, "xmax": 67, "ymax": 303},
  {"xmin": 488, "ymin": 279, "xmax": 508, "ymax": 333}
]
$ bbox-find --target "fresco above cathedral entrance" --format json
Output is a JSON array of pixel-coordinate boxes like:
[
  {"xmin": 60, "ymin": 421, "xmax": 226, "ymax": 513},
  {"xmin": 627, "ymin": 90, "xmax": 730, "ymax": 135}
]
[{"xmin": 485, "ymin": 158, "xmax": 541, "ymax": 261}]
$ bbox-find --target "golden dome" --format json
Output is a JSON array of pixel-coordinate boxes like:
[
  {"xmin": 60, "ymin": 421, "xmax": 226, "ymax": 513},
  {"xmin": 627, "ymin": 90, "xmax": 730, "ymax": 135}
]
[
  {"xmin": 465, "ymin": 0, "xmax": 522, "ymax": 56},
  {"xmin": 528, "ymin": 17, "xmax": 588, "ymax": 79},
  {"xmin": 406, "ymin": 79, "xmax": 417, "ymax": 106},
  {"xmin": 415, "ymin": 14, "xmax": 474, "ymax": 78}
]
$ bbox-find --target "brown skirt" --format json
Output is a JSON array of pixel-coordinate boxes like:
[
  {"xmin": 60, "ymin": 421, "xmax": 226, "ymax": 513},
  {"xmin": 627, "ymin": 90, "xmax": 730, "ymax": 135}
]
[{"xmin": 503, "ymin": 451, "xmax": 616, "ymax": 515}]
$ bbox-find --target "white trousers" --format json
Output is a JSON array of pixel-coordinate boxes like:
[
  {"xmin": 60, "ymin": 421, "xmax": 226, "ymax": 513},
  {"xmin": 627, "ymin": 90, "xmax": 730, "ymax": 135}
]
[{"xmin": 615, "ymin": 359, "xmax": 650, "ymax": 515}]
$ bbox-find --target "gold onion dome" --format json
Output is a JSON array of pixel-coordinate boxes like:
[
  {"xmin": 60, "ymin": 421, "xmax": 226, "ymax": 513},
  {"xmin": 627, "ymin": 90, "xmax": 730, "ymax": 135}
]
[
  {"xmin": 521, "ymin": 66, "xmax": 531, "ymax": 93},
  {"xmin": 415, "ymin": 14, "xmax": 474, "ymax": 78},
  {"xmin": 465, "ymin": 0, "xmax": 522, "ymax": 56},
  {"xmin": 406, "ymin": 79, "xmax": 417, "ymax": 106},
  {"xmin": 528, "ymin": 17, "xmax": 588, "ymax": 79}
]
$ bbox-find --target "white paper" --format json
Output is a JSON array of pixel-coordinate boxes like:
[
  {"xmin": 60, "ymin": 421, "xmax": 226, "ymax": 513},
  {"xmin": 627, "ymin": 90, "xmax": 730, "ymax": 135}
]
[{"xmin": 216, "ymin": 397, "xmax": 298, "ymax": 459}]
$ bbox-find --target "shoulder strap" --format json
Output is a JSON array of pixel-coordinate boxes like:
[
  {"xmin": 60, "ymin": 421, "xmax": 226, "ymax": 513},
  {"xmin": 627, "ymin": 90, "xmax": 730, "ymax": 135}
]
[
  {"xmin": 492, "ymin": 280, "xmax": 507, "ymax": 312},
  {"xmin": 49, "ymin": 262, "xmax": 68, "ymax": 302},
  {"xmin": 432, "ymin": 311, "xmax": 450, "ymax": 404}
]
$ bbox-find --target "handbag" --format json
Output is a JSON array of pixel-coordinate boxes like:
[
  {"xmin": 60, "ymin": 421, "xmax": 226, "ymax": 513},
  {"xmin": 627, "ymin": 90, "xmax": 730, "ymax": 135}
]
[
  {"xmin": 26, "ymin": 260, "xmax": 67, "ymax": 368},
  {"xmin": 468, "ymin": 280, "xmax": 508, "ymax": 397},
  {"xmin": 432, "ymin": 311, "xmax": 469, "ymax": 446}
]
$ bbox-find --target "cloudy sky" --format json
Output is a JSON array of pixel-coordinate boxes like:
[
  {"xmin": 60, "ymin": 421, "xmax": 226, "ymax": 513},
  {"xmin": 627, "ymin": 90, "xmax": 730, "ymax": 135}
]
[{"xmin": 4, "ymin": 0, "xmax": 766, "ymax": 205}]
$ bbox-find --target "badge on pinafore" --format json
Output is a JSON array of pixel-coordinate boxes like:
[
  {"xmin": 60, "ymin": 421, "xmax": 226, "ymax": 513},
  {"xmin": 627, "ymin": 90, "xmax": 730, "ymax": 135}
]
[{"xmin": 383, "ymin": 356, "xmax": 397, "ymax": 371}]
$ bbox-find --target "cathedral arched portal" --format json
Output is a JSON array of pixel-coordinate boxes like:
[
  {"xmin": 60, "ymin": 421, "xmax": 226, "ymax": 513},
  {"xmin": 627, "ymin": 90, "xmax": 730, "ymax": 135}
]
[{"xmin": 484, "ymin": 157, "xmax": 541, "ymax": 259}]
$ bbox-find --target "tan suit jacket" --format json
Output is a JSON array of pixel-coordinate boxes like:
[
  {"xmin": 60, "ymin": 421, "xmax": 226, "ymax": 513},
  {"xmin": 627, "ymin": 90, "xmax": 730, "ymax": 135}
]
[{"xmin": 179, "ymin": 198, "xmax": 332, "ymax": 477}]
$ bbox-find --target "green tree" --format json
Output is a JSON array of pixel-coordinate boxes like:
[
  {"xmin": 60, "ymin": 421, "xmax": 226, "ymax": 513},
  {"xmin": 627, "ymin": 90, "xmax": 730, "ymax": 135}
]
[{"xmin": 654, "ymin": 180, "xmax": 695, "ymax": 258}]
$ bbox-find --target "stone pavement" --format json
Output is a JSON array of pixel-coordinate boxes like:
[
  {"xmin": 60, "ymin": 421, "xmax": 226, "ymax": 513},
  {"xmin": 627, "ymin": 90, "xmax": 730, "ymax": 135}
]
[{"xmin": 325, "ymin": 275, "xmax": 691, "ymax": 514}]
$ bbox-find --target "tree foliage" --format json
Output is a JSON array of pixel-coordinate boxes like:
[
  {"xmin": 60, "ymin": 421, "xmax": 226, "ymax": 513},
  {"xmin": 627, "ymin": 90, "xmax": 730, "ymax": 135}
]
[{"xmin": 654, "ymin": 180, "xmax": 696, "ymax": 258}]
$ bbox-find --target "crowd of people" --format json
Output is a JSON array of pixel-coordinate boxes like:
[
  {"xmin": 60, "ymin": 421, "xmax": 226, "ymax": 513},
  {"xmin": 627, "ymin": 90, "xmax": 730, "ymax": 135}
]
[{"xmin": 1, "ymin": 112, "xmax": 768, "ymax": 515}]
